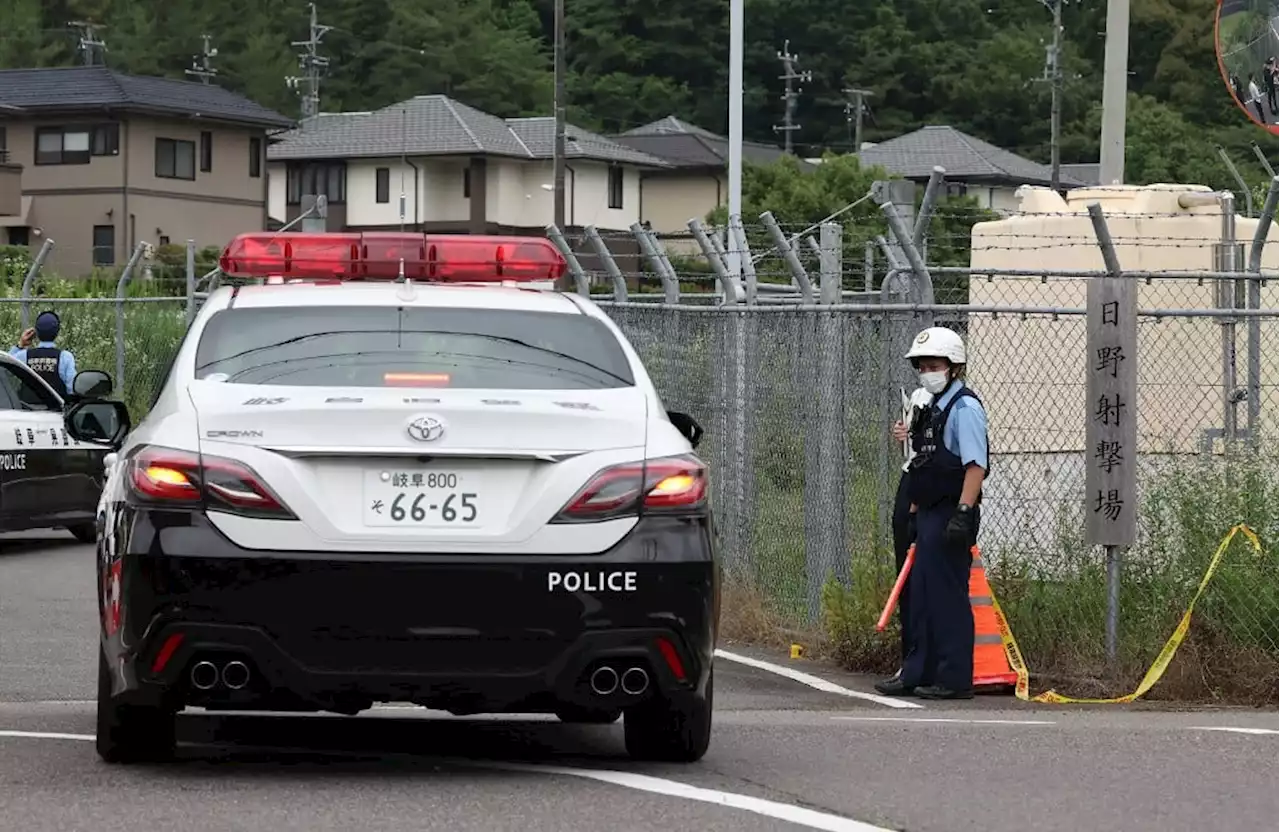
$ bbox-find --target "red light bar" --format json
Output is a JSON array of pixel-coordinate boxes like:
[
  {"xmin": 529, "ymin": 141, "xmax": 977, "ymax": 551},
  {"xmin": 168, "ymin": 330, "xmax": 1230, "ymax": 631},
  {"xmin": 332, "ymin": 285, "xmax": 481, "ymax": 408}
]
[{"xmin": 219, "ymin": 232, "xmax": 566, "ymax": 283}]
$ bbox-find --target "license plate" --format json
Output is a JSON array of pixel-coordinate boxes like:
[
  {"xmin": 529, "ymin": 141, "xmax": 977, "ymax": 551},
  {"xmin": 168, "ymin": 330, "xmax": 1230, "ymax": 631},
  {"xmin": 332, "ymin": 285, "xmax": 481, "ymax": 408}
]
[{"xmin": 363, "ymin": 468, "xmax": 482, "ymax": 527}]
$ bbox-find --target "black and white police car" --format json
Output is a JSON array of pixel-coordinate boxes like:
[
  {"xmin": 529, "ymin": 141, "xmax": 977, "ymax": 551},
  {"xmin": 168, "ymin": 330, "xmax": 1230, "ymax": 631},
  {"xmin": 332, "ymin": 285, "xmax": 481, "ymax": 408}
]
[
  {"xmin": 0, "ymin": 350, "xmax": 115, "ymax": 541},
  {"xmin": 65, "ymin": 232, "xmax": 720, "ymax": 765}
]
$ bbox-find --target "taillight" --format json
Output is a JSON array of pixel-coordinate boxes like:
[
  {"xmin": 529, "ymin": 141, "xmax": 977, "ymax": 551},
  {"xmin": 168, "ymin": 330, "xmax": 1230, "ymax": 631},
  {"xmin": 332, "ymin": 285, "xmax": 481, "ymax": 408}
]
[
  {"xmin": 552, "ymin": 455, "xmax": 708, "ymax": 523},
  {"xmin": 127, "ymin": 446, "xmax": 295, "ymax": 519}
]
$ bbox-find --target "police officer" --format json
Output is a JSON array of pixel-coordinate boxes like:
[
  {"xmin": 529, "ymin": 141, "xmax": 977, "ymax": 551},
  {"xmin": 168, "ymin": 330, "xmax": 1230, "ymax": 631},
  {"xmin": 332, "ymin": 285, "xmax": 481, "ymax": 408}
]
[
  {"xmin": 875, "ymin": 326, "xmax": 988, "ymax": 700},
  {"xmin": 11, "ymin": 310, "xmax": 77, "ymax": 396},
  {"xmin": 881, "ymin": 384, "xmax": 933, "ymax": 686}
]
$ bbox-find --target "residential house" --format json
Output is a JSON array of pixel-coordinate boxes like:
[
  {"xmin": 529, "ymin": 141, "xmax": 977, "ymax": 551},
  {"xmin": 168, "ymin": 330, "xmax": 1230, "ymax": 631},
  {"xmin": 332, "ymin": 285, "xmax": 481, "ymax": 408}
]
[
  {"xmin": 856, "ymin": 125, "xmax": 1087, "ymax": 212},
  {"xmin": 264, "ymin": 95, "xmax": 671, "ymax": 239},
  {"xmin": 0, "ymin": 66, "xmax": 293, "ymax": 274},
  {"xmin": 612, "ymin": 116, "xmax": 796, "ymax": 238}
]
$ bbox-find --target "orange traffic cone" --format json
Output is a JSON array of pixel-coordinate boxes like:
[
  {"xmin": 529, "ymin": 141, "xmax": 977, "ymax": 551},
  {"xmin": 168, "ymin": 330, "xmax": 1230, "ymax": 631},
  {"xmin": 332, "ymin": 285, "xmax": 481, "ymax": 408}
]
[{"xmin": 969, "ymin": 546, "xmax": 1018, "ymax": 690}]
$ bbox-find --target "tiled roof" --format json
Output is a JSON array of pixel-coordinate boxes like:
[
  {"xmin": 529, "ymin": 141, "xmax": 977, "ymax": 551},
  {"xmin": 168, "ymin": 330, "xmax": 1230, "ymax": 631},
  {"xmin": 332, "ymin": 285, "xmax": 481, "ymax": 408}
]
[
  {"xmin": 267, "ymin": 95, "xmax": 669, "ymax": 167},
  {"xmin": 857, "ymin": 125, "xmax": 1087, "ymax": 188},
  {"xmin": 614, "ymin": 115, "xmax": 797, "ymax": 169},
  {"xmin": 0, "ymin": 66, "xmax": 292, "ymax": 128}
]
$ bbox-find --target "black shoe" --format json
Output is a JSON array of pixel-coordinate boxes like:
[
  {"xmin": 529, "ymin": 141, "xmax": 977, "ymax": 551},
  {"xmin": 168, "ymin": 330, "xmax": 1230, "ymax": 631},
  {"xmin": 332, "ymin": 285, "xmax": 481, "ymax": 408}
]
[
  {"xmin": 874, "ymin": 677, "xmax": 916, "ymax": 696},
  {"xmin": 913, "ymin": 685, "xmax": 974, "ymax": 700}
]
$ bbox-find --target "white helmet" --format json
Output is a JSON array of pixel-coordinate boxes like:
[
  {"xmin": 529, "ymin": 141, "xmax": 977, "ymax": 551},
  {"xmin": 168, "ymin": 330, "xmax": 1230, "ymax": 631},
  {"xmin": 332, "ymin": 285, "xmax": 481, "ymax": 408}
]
[{"xmin": 904, "ymin": 326, "xmax": 966, "ymax": 365}]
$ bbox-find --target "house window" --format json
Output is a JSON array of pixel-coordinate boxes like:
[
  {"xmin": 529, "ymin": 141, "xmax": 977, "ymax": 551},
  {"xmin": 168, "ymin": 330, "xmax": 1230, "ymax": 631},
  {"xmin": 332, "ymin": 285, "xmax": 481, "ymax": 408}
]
[
  {"xmin": 946, "ymin": 183, "xmax": 968, "ymax": 198},
  {"xmin": 92, "ymin": 225, "xmax": 115, "ymax": 267},
  {"xmin": 91, "ymin": 124, "xmax": 119, "ymax": 156},
  {"xmin": 375, "ymin": 167, "xmax": 390, "ymax": 204},
  {"xmin": 285, "ymin": 161, "xmax": 346, "ymax": 205},
  {"xmin": 607, "ymin": 166, "xmax": 624, "ymax": 210},
  {"xmin": 199, "ymin": 131, "xmax": 213, "ymax": 173},
  {"xmin": 463, "ymin": 167, "xmax": 471, "ymax": 198},
  {"xmin": 155, "ymin": 138, "xmax": 196, "ymax": 180},
  {"xmin": 35, "ymin": 127, "xmax": 91, "ymax": 165},
  {"xmin": 0, "ymin": 126, "xmax": 6, "ymax": 163},
  {"xmin": 158, "ymin": 235, "xmax": 171, "ymax": 246},
  {"xmin": 249, "ymin": 137, "xmax": 262, "ymax": 178}
]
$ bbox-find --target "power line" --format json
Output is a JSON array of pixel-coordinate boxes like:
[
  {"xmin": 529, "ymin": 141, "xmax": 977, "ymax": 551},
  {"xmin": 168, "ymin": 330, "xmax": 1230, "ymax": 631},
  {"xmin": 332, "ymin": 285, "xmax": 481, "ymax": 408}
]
[
  {"xmin": 287, "ymin": 2, "xmax": 333, "ymax": 120},
  {"xmin": 184, "ymin": 34, "xmax": 219, "ymax": 85},
  {"xmin": 772, "ymin": 39, "xmax": 811, "ymax": 155},
  {"xmin": 67, "ymin": 21, "xmax": 107, "ymax": 66},
  {"xmin": 842, "ymin": 87, "xmax": 874, "ymax": 151}
]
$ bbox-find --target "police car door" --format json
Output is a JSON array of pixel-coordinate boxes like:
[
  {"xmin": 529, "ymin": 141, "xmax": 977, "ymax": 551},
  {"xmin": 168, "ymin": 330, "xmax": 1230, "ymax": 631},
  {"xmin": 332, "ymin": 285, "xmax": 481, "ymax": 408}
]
[{"xmin": 0, "ymin": 361, "xmax": 81, "ymax": 526}]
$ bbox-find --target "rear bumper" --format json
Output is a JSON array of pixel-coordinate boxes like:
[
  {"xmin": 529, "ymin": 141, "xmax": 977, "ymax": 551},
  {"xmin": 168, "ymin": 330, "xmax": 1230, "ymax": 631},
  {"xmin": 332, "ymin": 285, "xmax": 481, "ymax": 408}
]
[{"xmin": 105, "ymin": 511, "xmax": 719, "ymax": 714}]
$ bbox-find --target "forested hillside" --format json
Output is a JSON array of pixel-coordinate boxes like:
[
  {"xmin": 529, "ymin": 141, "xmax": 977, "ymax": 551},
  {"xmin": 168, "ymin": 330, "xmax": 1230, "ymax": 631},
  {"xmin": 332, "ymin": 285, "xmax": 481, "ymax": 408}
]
[{"xmin": 2, "ymin": 0, "xmax": 1275, "ymax": 192}]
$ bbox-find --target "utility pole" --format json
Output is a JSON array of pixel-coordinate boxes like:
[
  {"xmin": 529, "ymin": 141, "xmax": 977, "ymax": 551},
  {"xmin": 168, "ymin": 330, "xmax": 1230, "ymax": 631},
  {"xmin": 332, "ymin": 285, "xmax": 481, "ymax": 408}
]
[
  {"xmin": 287, "ymin": 3, "xmax": 333, "ymax": 121},
  {"xmin": 68, "ymin": 21, "xmax": 107, "ymax": 66},
  {"xmin": 842, "ymin": 87, "xmax": 873, "ymax": 151},
  {"xmin": 1098, "ymin": 0, "xmax": 1130, "ymax": 185},
  {"xmin": 772, "ymin": 40, "xmax": 810, "ymax": 155},
  {"xmin": 185, "ymin": 34, "xmax": 219, "ymax": 85},
  {"xmin": 1036, "ymin": 0, "xmax": 1064, "ymax": 191},
  {"xmin": 553, "ymin": 0, "xmax": 567, "ymax": 233},
  {"xmin": 727, "ymin": 0, "xmax": 744, "ymax": 284}
]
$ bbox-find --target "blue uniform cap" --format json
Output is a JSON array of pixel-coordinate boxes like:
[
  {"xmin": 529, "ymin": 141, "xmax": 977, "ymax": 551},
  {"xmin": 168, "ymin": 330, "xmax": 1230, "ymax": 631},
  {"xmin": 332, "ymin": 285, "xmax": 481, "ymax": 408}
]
[{"xmin": 35, "ymin": 311, "xmax": 60, "ymax": 341}]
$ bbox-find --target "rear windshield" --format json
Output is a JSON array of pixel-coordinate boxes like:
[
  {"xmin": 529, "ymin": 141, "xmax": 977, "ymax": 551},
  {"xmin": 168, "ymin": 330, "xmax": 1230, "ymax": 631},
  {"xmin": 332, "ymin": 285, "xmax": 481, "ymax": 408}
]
[{"xmin": 193, "ymin": 306, "xmax": 635, "ymax": 389}]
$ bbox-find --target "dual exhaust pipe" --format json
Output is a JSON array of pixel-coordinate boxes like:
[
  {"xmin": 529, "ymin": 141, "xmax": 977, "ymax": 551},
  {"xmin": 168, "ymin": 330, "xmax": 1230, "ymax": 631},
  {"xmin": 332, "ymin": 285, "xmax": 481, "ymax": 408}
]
[
  {"xmin": 189, "ymin": 659, "xmax": 251, "ymax": 692},
  {"xmin": 589, "ymin": 664, "xmax": 650, "ymax": 697}
]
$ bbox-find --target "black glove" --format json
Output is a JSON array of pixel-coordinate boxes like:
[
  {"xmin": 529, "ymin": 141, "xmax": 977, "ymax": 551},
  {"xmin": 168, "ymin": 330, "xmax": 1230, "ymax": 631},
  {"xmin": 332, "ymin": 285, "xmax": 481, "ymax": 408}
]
[
  {"xmin": 905, "ymin": 512, "xmax": 918, "ymax": 544},
  {"xmin": 945, "ymin": 504, "xmax": 976, "ymax": 546}
]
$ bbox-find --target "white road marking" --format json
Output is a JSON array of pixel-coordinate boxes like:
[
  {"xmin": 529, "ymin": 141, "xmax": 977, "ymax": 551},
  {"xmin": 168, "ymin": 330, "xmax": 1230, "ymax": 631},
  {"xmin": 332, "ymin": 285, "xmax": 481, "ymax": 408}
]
[
  {"xmin": 1186, "ymin": 726, "xmax": 1279, "ymax": 736},
  {"xmin": 714, "ymin": 649, "xmax": 923, "ymax": 710},
  {"xmin": 0, "ymin": 730, "xmax": 94, "ymax": 741},
  {"xmin": 832, "ymin": 716, "xmax": 1054, "ymax": 726},
  {"xmin": 0, "ymin": 729, "xmax": 894, "ymax": 832}
]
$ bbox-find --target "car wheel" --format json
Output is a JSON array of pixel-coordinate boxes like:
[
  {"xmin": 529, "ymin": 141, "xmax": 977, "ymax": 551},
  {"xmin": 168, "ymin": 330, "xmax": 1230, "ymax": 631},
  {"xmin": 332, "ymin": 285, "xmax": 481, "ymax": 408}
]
[
  {"xmin": 70, "ymin": 524, "xmax": 97, "ymax": 544},
  {"xmin": 95, "ymin": 647, "xmax": 176, "ymax": 764},
  {"xmin": 623, "ymin": 669, "xmax": 713, "ymax": 762},
  {"xmin": 554, "ymin": 704, "xmax": 622, "ymax": 724}
]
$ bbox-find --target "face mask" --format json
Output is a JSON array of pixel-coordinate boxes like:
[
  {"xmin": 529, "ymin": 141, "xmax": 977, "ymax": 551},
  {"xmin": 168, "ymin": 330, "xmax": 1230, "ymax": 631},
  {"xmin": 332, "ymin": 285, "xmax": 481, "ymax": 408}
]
[{"xmin": 919, "ymin": 370, "xmax": 950, "ymax": 395}]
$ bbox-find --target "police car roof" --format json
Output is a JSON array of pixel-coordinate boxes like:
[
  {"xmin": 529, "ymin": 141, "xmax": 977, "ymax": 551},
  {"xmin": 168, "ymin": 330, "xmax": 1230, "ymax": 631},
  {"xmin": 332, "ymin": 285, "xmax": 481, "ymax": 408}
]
[{"xmin": 224, "ymin": 281, "xmax": 591, "ymax": 315}]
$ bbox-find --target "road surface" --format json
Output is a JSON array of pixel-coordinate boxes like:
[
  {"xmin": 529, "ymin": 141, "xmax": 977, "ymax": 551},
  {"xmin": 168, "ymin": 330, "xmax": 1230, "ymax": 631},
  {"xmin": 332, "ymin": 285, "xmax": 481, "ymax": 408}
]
[{"xmin": 1, "ymin": 531, "xmax": 1276, "ymax": 832}]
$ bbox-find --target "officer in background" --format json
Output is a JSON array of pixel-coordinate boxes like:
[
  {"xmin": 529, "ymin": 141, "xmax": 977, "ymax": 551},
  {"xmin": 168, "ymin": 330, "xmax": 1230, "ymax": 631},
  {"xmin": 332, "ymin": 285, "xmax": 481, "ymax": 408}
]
[
  {"xmin": 881, "ymin": 384, "xmax": 934, "ymax": 685},
  {"xmin": 11, "ymin": 310, "xmax": 77, "ymax": 396},
  {"xmin": 875, "ymin": 326, "xmax": 988, "ymax": 701}
]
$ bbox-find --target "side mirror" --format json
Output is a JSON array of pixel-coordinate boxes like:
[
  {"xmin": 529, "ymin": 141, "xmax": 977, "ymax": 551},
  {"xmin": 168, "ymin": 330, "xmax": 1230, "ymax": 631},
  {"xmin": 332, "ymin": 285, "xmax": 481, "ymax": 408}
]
[
  {"xmin": 72, "ymin": 370, "xmax": 114, "ymax": 399},
  {"xmin": 668, "ymin": 410, "xmax": 703, "ymax": 449},
  {"xmin": 65, "ymin": 400, "xmax": 131, "ymax": 449}
]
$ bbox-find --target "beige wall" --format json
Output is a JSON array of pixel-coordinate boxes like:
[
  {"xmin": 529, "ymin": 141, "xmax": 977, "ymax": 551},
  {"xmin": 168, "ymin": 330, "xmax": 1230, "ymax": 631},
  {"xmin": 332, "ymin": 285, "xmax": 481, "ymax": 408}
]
[
  {"xmin": 967, "ymin": 184, "xmax": 1280, "ymax": 456},
  {"xmin": 639, "ymin": 174, "xmax": 725, "ymax": 236},
  {"xmin": 0, "ymin": 163, "xmax": 20, "ymax": 216},
  {"xmin": 2, "ymin": 114, "xmax": 268, "ymax": 273}
]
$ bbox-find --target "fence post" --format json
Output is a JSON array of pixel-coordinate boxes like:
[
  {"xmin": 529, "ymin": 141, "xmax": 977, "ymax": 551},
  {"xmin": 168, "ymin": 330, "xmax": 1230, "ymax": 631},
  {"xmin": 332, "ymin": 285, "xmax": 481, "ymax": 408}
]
[
  {"xmin": 1085, "ymin": 202, "xmax": 1135, "ymax": 665},
  {"xmin": 1214, "ymin": 192, "xmax": 1242, "ymax": 446},
  {"xmin": 1216, "ymin": 146, "xmax": 1254, "ymax": 217},
  {"xmin": 1246, "ymin": 177, "xmax": 1278, "ymax": 447},
  {"xmin": 184, "ymin": 239, "xmax": 197, "ymax": 327},
  {"xmin": 631, "ymin": 223, "xmax": 678, "ymax": 304},
  {"xmin": 805, "ymin": 223, "xmax": 847, "ymax": 617},
  {"xmin": 759, "ymin": 211, "xmax": 815, "ymax": 303},
  {"xmin": 545, "ymin": 224, "xmax": 591, "ymax": 296},
  {"xmin": 20, "ymin": 238, "xmax": 55, "ymax": 331},
  {"xmin": 114, "ymin": 242, "xmax": 148, "ymax": 396},
  {"xmin": 864, "ymin": 240, "xmax": 875, "ymax": 292},
  {"xmin": 880, "ymin": 201, "xmax": 936, "ymax": 314},
  {"xmin": 912, "ymin": 166, "xmax": 946, "ymax": 250},
  {"xmin": 688, "ymin": 219, "xmax": 743, "ymax": 300},
  {"xmin": 584, "ymin": 225, "xmax": 628, "ymax": 302},
  {"xmin": 727, "ymin": 214, "xmax": 758, "ymax": 305}
]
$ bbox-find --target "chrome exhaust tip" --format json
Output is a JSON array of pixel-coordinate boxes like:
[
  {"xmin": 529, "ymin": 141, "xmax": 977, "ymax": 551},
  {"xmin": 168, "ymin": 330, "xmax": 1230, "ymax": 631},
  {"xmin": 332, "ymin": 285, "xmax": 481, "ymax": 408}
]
[
  {"xmin": 589, "ymin": 665, "xmax": 619, "ymax": 696},
  {"xmin": 221, "ymin": 660, "xmax": 251, "ymax": 691},
  {"xmin": 620, "ymin": 666, "xmax": 650, "ymax": 696},
  {"xmin": 190, "ymin": 660, "xmax": 219, "ymax": 691}
]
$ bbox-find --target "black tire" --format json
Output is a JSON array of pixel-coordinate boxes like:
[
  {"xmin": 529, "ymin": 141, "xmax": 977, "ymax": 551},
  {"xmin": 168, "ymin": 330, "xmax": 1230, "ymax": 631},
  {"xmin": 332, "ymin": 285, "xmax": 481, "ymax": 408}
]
[
  {"xmin": 69, "ymin": 524, "xmax": 97, "ymax": 545},
  {"xmin": 96, "ymin": 647, "xmax": 177, "ymax": 764},
  {"xmin": 554, "ymin": 704, "xmax": 622, "ymax": 724},
  {"xmin": 623, "ymin": 670, "xmax": 713, "ymax": 762}
]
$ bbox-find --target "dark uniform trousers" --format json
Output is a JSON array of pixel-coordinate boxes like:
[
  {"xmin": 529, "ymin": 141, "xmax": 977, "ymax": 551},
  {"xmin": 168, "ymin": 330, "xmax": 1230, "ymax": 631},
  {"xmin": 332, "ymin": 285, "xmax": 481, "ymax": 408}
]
[
  {"xmin": 900, "ymin": 388, "xmax": 984, "ymax": 693},
  {"xmin": 890, "ymin": 471, "xmax": 914, "ymax": 662}
]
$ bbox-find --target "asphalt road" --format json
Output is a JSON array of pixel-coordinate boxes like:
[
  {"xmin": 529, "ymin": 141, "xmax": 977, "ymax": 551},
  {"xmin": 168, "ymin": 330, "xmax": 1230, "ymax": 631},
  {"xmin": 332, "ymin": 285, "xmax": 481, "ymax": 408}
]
[{"xmin": 2, "ymin": 531, "xmax": 1277, "ymax": 832}]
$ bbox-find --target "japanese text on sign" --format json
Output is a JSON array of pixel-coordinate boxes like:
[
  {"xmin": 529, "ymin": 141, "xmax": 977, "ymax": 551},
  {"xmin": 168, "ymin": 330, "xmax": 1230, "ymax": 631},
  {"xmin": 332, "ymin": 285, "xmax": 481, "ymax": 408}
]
[{"xmin": 1085, "ymin": 286, "xmax": 1137, "ymax": 546}]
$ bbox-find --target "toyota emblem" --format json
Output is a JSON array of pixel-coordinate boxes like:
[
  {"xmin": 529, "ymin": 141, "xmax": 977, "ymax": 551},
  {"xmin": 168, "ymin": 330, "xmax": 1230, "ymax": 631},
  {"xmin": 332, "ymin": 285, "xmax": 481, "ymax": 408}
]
[{"xmin": 406, "ymin": 415, "xmax": 445, "ymax": 442}]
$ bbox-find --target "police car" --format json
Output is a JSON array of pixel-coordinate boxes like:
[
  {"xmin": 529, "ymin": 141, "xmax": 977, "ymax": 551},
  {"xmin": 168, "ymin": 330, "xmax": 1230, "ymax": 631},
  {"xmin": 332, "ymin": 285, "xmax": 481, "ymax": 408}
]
[
  {"xmin": 0, "ymin": 350, "xmax": 114, "ymax": 541},
  {"xmin": 64, "ymin": 232, "xmax": 720, "ymax": 765}
]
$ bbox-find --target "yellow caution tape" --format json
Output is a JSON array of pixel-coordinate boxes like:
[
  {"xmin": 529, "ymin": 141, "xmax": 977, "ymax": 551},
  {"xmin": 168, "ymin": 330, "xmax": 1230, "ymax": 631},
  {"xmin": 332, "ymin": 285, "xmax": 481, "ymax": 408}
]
[{"xmin": 988, "ymin": 523, "xmax": 1264, "ymax": 705}]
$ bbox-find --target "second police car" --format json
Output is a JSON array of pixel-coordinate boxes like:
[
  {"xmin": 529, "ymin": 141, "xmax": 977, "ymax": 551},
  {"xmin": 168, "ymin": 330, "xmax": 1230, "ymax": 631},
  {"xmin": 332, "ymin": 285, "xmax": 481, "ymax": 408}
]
[{"xmin": 65, "ymin": 232, "xmax": 721, "ymax": 765}]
